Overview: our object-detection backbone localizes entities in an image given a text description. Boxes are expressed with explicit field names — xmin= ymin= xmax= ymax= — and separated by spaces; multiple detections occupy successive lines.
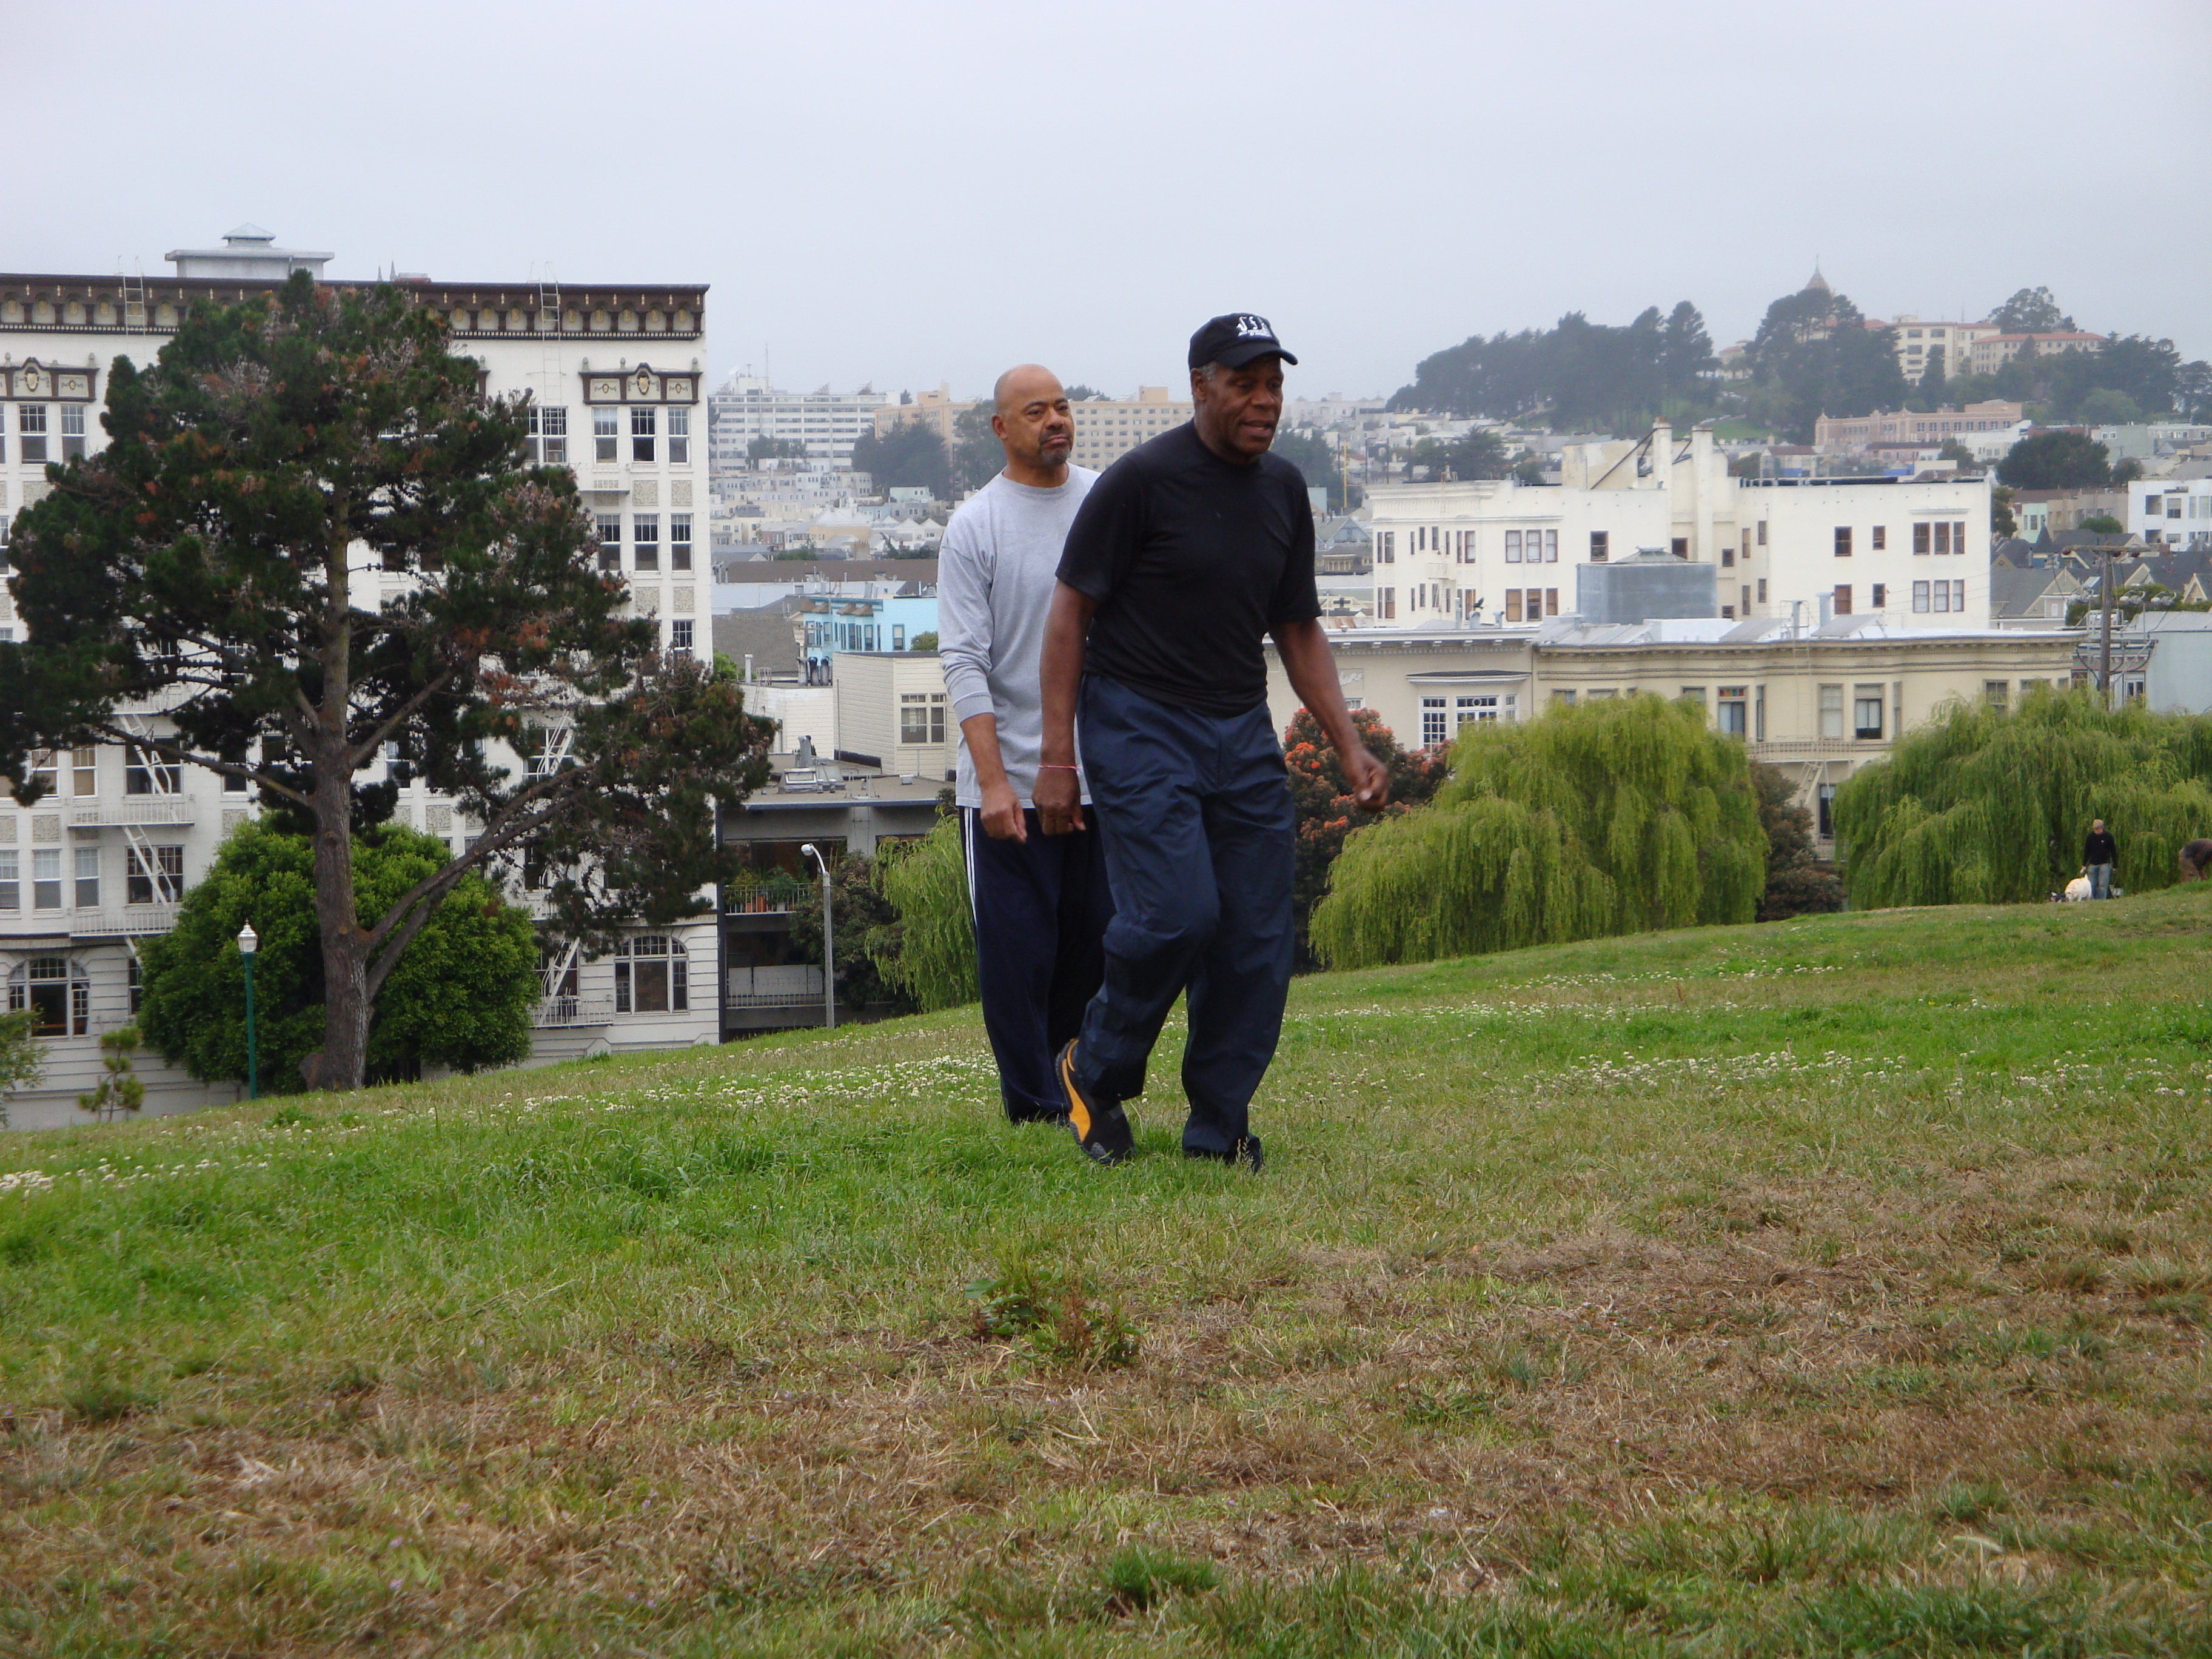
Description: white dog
xmin=2062 ymin=869 xmax=2093 ymax=902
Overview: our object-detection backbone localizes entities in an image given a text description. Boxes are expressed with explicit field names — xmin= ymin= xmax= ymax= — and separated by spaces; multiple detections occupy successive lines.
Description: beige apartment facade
xmin=1265 ymin=619 xmax=2079 ymax=848
xmin=831 ymin=651 xmax=957 ymax=780
xmin=1070 ymin=387 xmax=1191 ymax=472
xmin=1886 ymin=317 xmax=1997 ymax=383
xmin=2 ymin=228 xmax=719 ymax=1128
xmin=1968 ymin=331 xmax=2106 ymax=377
xmin=1812 ymin=400 xmax=2025 ymax=450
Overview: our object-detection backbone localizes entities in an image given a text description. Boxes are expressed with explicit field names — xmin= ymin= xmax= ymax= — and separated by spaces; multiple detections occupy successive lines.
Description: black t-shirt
xmin=1056 ymin=423 xmax=1320 ymax=717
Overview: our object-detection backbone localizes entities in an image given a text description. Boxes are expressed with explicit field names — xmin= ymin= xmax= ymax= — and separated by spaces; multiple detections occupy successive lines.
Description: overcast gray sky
xmin=10 ymin=1 xmax=2208 ymax=400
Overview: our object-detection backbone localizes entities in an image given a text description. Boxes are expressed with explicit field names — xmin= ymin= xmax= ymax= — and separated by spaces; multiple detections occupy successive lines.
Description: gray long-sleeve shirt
xmin=938 ymin=466 xmax=1097 ymax=808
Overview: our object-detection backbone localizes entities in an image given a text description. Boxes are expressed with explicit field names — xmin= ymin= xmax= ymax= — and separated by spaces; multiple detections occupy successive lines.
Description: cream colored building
xmin=1367 ymin=421 xmax=1994 ymax=633
xmin=2 ymin=228 xmax=717 ymax=1128
xmin=1071 ymin=387 xmax=1191 ymax=471
xmin=1264 ymin=617 xmax=2079 ymax=849
xmin=1968 ymin=330 xmax=2106 ymax=377
xmin=831 ymin=651 xmax=957 ymax=780
xmin=1885 ymin=317 xmax=1998 ymax=383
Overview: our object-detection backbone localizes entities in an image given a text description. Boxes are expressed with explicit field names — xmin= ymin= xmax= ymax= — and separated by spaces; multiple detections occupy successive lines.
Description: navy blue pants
xmin=1071 ymin=674 xmax=1296 ymax=1155
xmin=964 ymin=806 xmax=1114 ymax=1121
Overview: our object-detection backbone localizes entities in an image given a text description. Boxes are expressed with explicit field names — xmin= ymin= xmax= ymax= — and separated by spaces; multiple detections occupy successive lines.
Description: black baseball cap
xmin=1188 ymin=312 xmax=1299 ymax=370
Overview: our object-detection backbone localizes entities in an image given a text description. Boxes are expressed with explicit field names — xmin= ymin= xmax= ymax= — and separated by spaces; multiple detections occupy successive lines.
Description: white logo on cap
xmin=1234 ymin=314 xmax=1273 ymax=338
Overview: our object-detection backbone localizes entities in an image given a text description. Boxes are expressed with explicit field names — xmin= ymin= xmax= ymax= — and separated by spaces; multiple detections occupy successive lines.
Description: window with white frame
xmin=631 ymin=406 xmax=657 ymax=463
xmin=33 ymin=848 xmax=62 ymax=909
xmin=1456 ymin=694 xmax=1500 ymax=726
xmin=594 ymin=512 xmax=622 ymax=572
xmin=594 ymin=407 xmax=619 ymax=462
xmin=667 ymin=406 xmax=689 ymax=464
xmin=8 ymin=955 xmax=89 ymax=1036
xmin=1590 ymin=530 xmax=1609 ymax=561
xmin=1541 ymin=529 xmax=1558 ymax=563
xmin=669 ymin=618 xmax=693 ymax=659
xmin=1819 ymin=684 xmax=1845 ymax=739
xmin=670 ymin=513 xmax=692 ymax=571
xmin=613 ymin=934 xmax=688 ymax=1014
xmin=528 ymin=406 xmax=568 ymax=463
xmin=1421 ymin=697 xmax=1447 ymax=748
xmin=0 ymin=850 xmax=16 ymax=909
xmin=61 ymin=404 xmax=87 ymax=460
xmin=126 ymin=745 xmax=181 ymax=795
xmin=19 ymin=404 xmax=47 ymax=463
xmin=900 ymin=692 xmax=948 ymax=745
xmin=1717 ymin=686 xmax=1748 ymax=736
xmin=127 ymin=844 xmax=184 ymax=904
xmin=70 ymin=747 xmax=96 ymax=796
xmin=74 ymin=845 xmax=99 ymax=909
xmin=632 ymin=514 xmax=659 ymax=571
xmin=1912 ymin=580 xmax=1930 ymax=612
xmin=1506 ymin=530 xmax=1523 ymax=563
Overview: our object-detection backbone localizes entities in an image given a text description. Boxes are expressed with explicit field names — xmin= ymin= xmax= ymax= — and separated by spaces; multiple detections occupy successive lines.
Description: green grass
xmin=6 ymin=889 xmax=2212 ymax=1654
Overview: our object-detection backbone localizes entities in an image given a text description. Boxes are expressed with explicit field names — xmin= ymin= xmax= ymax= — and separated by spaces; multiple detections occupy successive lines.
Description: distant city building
xmin=1364 ymin=421 xmax=1995 ymax=632
xmin=708 ymin=373 xmax=890 ymax=466
xmin=1814 ymin=401 xmax=2025 ymax=452
xmin=1967 ymin=330 xmax=2106 ymax=377
xmin=1070 ymin=386 xmax=1191 ymax=471
xmin=1880 ymin=315 xmax=1997 ymax=384
xmin=2131 ymin=478 xmax=2212 ymax=549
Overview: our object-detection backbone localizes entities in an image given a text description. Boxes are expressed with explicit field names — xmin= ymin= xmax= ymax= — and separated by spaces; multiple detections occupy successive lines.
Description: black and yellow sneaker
xmin=1057 ymin=1041 xmax=1135 ymax=1165
xmin=1185 ymin=1134 xmax=1264 ymax=1173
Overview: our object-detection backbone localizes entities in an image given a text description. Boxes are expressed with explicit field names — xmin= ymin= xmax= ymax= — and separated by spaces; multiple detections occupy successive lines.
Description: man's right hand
xmin=1034 ymin=765 xmax=1085 ymax=836
xmin=979 ymin=777 xmax=1027 ymax=842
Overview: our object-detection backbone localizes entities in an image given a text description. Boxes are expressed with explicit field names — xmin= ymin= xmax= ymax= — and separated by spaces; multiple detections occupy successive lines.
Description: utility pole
xmin=2099 ymin=546 xmax=2115 ymax=709
xmin=800 ymin=843 xmax=835 ymax=1030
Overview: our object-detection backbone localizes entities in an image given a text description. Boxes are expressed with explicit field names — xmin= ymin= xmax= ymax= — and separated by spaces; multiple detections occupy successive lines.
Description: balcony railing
xmin=533 ymin=994 xmax=616 ymax=1028
xmin=69 ymin=903 xmax=181 ymax=937
xmin=725 ymin=873 xmax=812 ymax=915
xmin=70 ymin=798 xmax=196 ymax=828
xmin=725 ymin=964 xmax=825 ymax=1007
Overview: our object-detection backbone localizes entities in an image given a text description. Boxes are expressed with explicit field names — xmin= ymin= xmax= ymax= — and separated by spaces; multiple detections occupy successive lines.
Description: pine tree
xmin=0 ymin=275 xmax=772 ymax=1090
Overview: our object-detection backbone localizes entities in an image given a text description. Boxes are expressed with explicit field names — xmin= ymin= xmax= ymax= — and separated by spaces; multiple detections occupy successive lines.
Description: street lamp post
xmin=236 ymin=921 xmax=259 ymax=1101
xmin=800 ymin=843 xmax=835 ymax=1030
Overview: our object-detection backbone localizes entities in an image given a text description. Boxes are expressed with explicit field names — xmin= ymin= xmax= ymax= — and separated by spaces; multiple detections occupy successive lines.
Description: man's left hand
xmin=1342 ymin=743 xmax=1389 ymax=810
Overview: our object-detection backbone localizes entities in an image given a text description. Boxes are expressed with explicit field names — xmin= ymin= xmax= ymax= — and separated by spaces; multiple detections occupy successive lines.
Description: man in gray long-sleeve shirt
xmin=938 ymin=365 xmax=1114 ymax=1123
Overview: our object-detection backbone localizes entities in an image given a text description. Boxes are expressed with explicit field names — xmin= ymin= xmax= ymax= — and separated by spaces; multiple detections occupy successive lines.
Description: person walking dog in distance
xmin=937 ymin=366 xmax=1114 ymax=1124
xmin=1033 ymin=314 xmax=1387 ymax=1170
xmin=2083 ymin=817 xmax=2118 ymax=899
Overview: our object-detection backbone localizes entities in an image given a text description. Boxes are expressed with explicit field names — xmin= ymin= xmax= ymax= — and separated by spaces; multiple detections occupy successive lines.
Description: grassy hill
xmin=5 ymin=891 xmax=2212 ymax=1655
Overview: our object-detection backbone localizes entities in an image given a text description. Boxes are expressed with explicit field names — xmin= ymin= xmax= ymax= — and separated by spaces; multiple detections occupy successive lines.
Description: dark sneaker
xmin=1004 ymin=1096 xmax=1067 ymax=1126
xmin=1185 ymin=1135 xmax=1264 ymax=1173
xmin=1057 ymin=1041 xmax=1134 ymax=1165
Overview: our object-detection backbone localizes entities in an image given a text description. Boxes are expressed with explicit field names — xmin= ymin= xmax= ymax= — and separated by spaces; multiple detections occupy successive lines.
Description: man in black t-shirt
xmin=1033 ymin=313 xmax=1387 ymax=1170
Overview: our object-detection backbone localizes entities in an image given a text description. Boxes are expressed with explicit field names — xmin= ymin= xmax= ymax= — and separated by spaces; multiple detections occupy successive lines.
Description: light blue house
xmin=800 ymin=583 xmax=939 ymax=682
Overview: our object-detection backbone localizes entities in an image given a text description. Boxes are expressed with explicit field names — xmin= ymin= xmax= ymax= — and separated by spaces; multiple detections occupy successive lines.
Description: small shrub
xmin=1102 ymin=1544 xmax=1218 ymax=1613
xmin=967 ymin=1258 xmax=1139 ymax=1369
xmin=64 ymin=1376 xmax=153 ymax=1425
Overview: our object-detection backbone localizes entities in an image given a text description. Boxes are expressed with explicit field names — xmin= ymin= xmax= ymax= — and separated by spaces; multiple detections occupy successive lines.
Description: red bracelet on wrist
xmin=1037 ymin=763 xmax=1081 ymax=772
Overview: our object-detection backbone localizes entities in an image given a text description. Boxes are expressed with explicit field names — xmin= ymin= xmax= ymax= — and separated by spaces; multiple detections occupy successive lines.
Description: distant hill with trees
xmin=1390 ymin=278 xmax=2209 ymax=441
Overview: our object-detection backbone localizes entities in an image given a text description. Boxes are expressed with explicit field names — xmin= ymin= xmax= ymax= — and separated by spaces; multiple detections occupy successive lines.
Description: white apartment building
xmin=1366 ymin=421 xmax=1992 ymax=632
xmin=2131 ymin=478 xmax=2212 ymax=551
xmin=2 ymin=229 xmax=719 ymax=1128
xmin=1070 ymin=387 xmax=1191 ymax=471
xmin=709 ymin=373 xmax=889 ymax=467
xmin=1885 ymin=316 xmax=1997 ymax=383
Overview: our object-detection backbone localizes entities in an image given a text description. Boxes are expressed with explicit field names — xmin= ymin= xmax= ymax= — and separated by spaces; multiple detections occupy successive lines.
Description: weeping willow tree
xmin=877 ymin=817 xmax=979 ymax=1010
xmin=1835 ymin=688 xmax=2212 ymax=908
xmin=1312 ymin=694 xmax=1765 ymax=969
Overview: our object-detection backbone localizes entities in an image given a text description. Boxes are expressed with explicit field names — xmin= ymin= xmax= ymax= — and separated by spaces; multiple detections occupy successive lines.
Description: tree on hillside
xmin=1991 ymin=286 xmax=2075 ymax=333
xmin=1835 ymin=690 xmax=2212 ymax=908
xmin=138 ymin=822 xmax=539 ymax=1093
xmin=1310 ymin=695 xmax=1765 ymax=969
xmin=0 ymin=275 xmax=773 ymax=1091
xmin=1061 ymin=384 xmax=1105 ymax=402
xmin=1997 ymin=431 xmax=2113 ymax=490
xmin=746 ymin=435 xmax=808 ymax=464
xmin=851 ymin=420 xmax=953 ymax=500
xmin=787 ymin=849 xmax=917 ymax=1015
xmin=1744 ymin=287 xmax=1908 ymax=443
xmin=952 ymin=403 xmax=1003 ymax=493
xmin=1284 ymin=708 xmax=1449 ymax=967
xmin=1388 ymin=299 xmax=1717 ymax=434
